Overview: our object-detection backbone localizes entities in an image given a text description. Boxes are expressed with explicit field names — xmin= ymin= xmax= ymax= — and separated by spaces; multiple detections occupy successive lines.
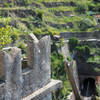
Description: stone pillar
xmin=1 ymin=47 xmax=23 ymax=100
xmin=61 ymin=41 xmax=70 ymax=59
xmin=27 ymin=34 xmax=51 ymax=99
xmin=64 ymin=60 xmax=81 ymax=100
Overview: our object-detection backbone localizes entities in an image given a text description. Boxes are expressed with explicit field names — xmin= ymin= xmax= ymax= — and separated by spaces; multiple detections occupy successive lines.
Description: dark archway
xmin=81 ymin=78 xmax=96 ymax=97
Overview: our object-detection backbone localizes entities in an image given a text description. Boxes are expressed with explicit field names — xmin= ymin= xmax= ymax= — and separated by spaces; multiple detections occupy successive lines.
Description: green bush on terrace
xmin=51 ymin=51 xmax=71 ymax=100
xmin=0 ymin=25 xmax=12 ymax=49
xmin=69 ymin=37 xmax=79 ymax=52
xmin=75 ymin=45 xmax=90 ymax=56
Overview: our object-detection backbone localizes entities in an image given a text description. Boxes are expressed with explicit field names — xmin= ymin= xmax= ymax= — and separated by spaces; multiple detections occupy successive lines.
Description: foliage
xmin=15 ymin=41 xmax=26 ymax=54
xmin=75 ymin=45 xmax=90 ymax=56
xmin=0 ymin=0 xmax=100 ymax=99
xmin=36 ymin=10 xmax=44 ymax=21
xmin=69 ymin=37 xmax=79 ymax=52
xmin=0 ymin=25 xmax=13 ymax=49
xmin=74 ymin=17 xmax=96 ymax=31
xmin=51 ymin=38 xmax=72 ymax=100
xmin=75 ymin=4 xmax=87 ymax=14
xmin=87 ymin=56 xmax=100 ymax=64
xmin=51 ymin=51 xmax=71 ymax=100
xmin=67 ymin=56 xmax=71 ymax=62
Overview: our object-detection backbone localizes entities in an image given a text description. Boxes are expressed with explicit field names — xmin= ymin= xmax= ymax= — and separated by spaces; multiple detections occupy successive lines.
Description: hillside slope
xmin=0 ymin=0 xmax=100 ymax=37
xmin=0 ymin=0 xmax=100 ymax=100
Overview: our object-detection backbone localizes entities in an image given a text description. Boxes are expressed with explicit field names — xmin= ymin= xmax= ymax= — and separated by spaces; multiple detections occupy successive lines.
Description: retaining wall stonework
xmin=0 ymin=34 xmax=62 ymax=100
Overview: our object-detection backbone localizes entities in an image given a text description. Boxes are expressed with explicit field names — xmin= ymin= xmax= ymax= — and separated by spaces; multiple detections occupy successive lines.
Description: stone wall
xmin=43 ymin=2 xmax=76 ymax=8
xmin=60 ymin=31 xmax=100 ymax=40
xmin=76 ymin=60 xmax=100 ymax=76
xmin=0 ymin=34 xmax=62 ymax=100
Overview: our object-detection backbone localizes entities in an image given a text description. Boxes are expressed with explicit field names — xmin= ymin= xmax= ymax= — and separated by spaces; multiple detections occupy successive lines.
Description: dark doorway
xmin=81 ymin=78 xmax=96 ymax=97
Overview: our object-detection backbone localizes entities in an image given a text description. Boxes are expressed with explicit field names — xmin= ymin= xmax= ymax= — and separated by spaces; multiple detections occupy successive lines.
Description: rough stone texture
xmin=22 ymin=79 xmax=62 ymax=100
xmin=45 ymin=21 xmax=73 ymax=28
xmin=25 ymin=34 xmax=51 ymax=98
xmin=27 ymin=34 xmax=39 ymax=69
xmin=61 ymin=41 xmax=70 ymax=59
xmin=76 ymin=59 xmax=100 ymax=76
xmin=0 ymin=83 xmax=5 ymax=100
xmin=0 ymin=34 xmax=62 ymax=100
xmin=60 ymin=31 xmax=100 ymax=40
xmin=43 ymin=2 xmax=76 ymax=8
xmin=41 ymin=93 xmax=51 ymax=100
xmin=4 ymin=47 xmax=23 ymax=100
xmin=22 ymin=69 xmax=35 ymax=98
xmin=0 ymin=9 xmax=36 ymax=18
xmin=0 ymin=51 xmax=6 ymax=80
xmin=54 ymin=11 xmax=73 ymax=16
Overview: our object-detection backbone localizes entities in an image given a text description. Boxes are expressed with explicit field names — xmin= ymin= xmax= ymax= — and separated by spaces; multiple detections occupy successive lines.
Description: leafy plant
xmin=75 ymin=4 xmax=87 ymax=14
xmin=0 ymin=25 xmax=13 ymax=49
xmin=75 ymin=45 xmax=90 ymax=56
xmin=69 ymin=37 xmax=79 ymax=52
xmin=15 ymin=41 xmax=26 ymax=54
xmin=51 ymin=51 xmax=71 ymax=100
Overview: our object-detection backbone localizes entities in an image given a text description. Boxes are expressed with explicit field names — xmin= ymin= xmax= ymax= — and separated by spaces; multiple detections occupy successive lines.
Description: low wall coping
xmin=21 ymin=79 xmax=62 ymax=100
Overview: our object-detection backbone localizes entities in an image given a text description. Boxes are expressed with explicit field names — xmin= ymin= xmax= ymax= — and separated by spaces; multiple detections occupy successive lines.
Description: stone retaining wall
xmin=0 ymin=34 xmax=62 ymax=100
xmin=43 ymin=2 xmax=76 ymax=8
xmin=60 ymin=31 xmax=100 ymax=40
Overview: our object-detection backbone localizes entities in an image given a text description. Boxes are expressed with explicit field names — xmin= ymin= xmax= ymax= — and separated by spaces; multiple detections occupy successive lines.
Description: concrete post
xmin=2 ymin=47 xmax=23 ymax=100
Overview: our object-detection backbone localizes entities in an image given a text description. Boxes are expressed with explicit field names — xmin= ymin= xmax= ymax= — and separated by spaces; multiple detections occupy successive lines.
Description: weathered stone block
xmin=27 ymin=34 xmax=51 ymax=90
xmin=4 ymin=47 xmax=23 ymax=100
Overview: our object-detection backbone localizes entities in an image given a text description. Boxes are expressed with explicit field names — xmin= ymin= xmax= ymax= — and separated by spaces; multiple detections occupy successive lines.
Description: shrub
xmin=75 ymin=4 xmax=87 ymax=14
xmin=0 ymin=25 xmax=12 ymax=49
xmin=69 ymin=37 xmax=79 ymax=52
xmin=75 ymin=45 xmax=90 ymax=57
xmin=15 ymin=41 xmax=26 ymax=54
xmin=36 ymin=10 xmax=43 ymax=21
xmin=51 ymin=51 xmax=71 ymax=100
xmin=51 ymin=39 xmax=71 ymax=100
xmin=75 ymin=18 xmax=95 ymax=31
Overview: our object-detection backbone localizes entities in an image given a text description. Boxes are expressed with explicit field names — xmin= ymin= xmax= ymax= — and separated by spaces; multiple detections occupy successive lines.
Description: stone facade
xmin=0 ymin=34 xmax=62 ymax=100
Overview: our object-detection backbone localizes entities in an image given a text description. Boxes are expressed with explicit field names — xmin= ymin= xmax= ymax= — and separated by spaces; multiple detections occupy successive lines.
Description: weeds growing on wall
xmin=51 ymin=40 xmax=71 ymax=100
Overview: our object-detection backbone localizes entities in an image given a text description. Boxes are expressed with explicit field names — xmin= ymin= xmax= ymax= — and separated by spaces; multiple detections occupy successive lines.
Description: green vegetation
xmin=69 ymin=37 xmax=100 ymax=64
xmin=0 ymin=0 xmax=100 ymax=99
xmin=88 ymin=56 xmax=100 ymax=64
xmin=0 ymin=25 xmax=12 ymax=49
xmin=0 ymin=0 xmax=99 ymax=36
xmin=76 ymin=45 xmax=90 ymax=56
xmin=51 ymin=46 xmax=71 ymax=100
xmin=69 ymin=37 xmax=79 ymax=52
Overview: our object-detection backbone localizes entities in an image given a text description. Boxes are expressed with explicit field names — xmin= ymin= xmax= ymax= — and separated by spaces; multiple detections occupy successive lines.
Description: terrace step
xmin=54 ymin=10 xmax=74 ymax=16
xmin=45 ymin=21 xmax=73 ymax=28
xmin=0 ymin=0 xmax=41 ymax=8
xmin=0 ymin=8 xmax=36 ymax=18
xmin=0 ymin=0 xmax=12 ymax=7
xmin=43 ymin=2 xmax=76 ymax=8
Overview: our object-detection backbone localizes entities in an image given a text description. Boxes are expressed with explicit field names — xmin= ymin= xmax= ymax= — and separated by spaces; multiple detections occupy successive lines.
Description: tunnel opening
xmin=81 ymin=78 xmax=96 ymax=97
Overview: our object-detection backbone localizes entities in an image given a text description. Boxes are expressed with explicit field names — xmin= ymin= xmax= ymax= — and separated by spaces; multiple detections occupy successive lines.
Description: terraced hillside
xmin=0 ymin=0 xmax=100 ymax=37
xmin=0 ymin=0 xmax=100 ymax=100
